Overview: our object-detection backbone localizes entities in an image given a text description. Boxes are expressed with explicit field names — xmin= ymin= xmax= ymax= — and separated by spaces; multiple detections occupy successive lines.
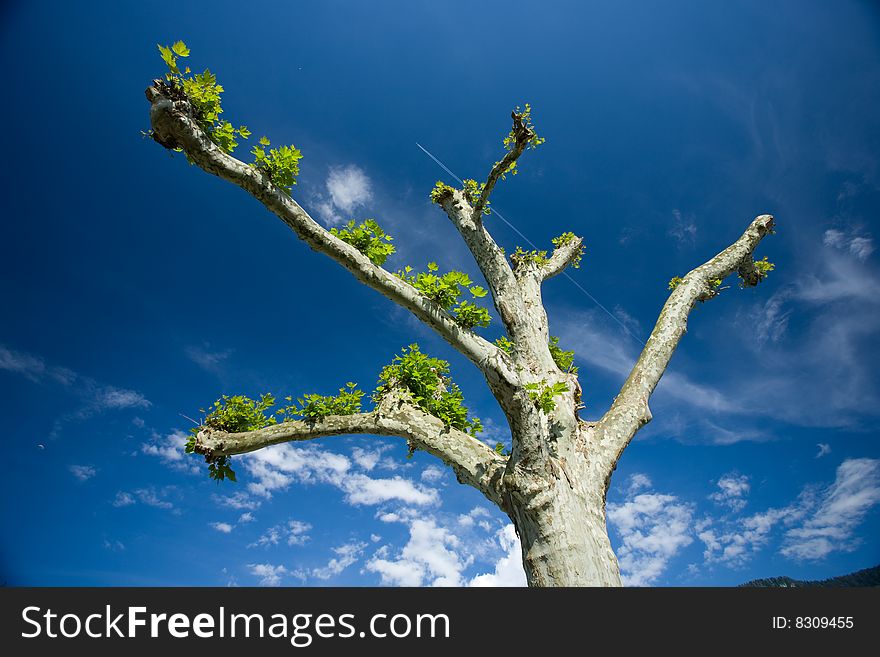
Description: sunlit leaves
xmin=156 ymin=41 xmax=249 ymax=155
xmin=396 ymin=264 xmax=491 ymax=329
xmin=374 ymin=344 xmax=482 ymax=437
xmin=551 ymin=232 xmax=584 ymax=268
xmin=510 ymin=246 xmax=548 ymax=270
xmin=548 ymin=336 xmax=577 ymax=374
xmin=330 ymin=219 xmax=395 ymax=265
xmin=430 ymin=181 xmax=456 ymax=205
xmin=524 ymin=380 xmax=569 ymax=414
xmin=278 ymin=382 xmax=364 ymax=421
xmin=252 ymin=144 xmax=302 ymax=192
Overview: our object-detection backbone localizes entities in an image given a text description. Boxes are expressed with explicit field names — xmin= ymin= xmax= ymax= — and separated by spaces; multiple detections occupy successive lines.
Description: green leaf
xmin=259 ymin=136 xmax=271 ymax=146
xmin=171 ymin=40 xmax=190 ymax=57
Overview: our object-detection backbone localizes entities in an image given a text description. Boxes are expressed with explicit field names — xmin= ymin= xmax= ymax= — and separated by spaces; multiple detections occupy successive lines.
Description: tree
xmin=145 ymin=43 xmax=776 ymax=587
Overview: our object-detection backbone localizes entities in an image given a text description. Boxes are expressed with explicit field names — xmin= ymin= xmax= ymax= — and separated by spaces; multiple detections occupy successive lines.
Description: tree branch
xmin=435 ymin=190 xmax=535 ymax=347
xmin=542 ymin=235 xmax=584 ymax=281
xmin=146 ymin=83 xmax=515 ymax=385
xmin=473 ymin=111 xmax=533 ymax=218
xmin=592 ymin=214 xmax=776 ymax=480
xmin=194 ymin=394 xmax=507 ymax=506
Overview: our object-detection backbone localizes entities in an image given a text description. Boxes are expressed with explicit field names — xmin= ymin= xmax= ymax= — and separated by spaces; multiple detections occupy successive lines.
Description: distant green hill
xmin=740 ymin=564 xmax=880 ymax=587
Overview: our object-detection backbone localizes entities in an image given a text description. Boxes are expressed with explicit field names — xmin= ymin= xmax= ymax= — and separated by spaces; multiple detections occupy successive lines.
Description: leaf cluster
xmin=551 ymin=232 xmax=584 ymax=268
xmin=330 ymin=219 xmax=395 ymax=266
xmin=548 ymin=336 xmax=577 ymax=373
xmin=462 ymin=179 xmax=490 ymax=214
xmin=396 ymin=263 xmax=491 ymax=329
xmin=500 ymin=103 xmax=546 ymax=177
xmin=510 ymin=246 xmax=548 ymax=270
xmin=524 ymin=380 xmax=570 ymax=414
xmin=157 ymin=41 xmax=249 ymax=155
xmin=374 ymin=344 xmax=482 ymax=437
xmin=277 ymin=383 xmax=364 ymax=421
xmin=251 ymin=136 xmax=302 ymax=193
xmin=155 ymin=43 xmax=303 ymax=193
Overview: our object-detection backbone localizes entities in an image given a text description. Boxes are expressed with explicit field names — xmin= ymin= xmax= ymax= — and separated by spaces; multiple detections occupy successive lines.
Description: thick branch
xmin=592 ymin=214 xmax=776 ymax=479
xmin=436 ymin=190 xmax=535 ymax=348
xmin=146 ymin=84 xmax=514 ymax=385
xmin=542 ymin=236 xmax=584 ymax=281
xmin=195 ymin=397 xmax=507 ymax=506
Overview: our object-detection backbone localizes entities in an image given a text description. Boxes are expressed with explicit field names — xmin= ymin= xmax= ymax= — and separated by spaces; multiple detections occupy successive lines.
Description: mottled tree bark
xmin=147 ymin=82 xmax=773 ymax=586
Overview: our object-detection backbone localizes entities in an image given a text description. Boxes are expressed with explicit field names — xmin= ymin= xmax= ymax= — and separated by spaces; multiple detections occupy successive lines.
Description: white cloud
xmin=627 ymin=473 xmax=652 ymax=495
xmin=211 ymin=522 xmax=234 ymax=534
xmin=141 ymin=430 xmax=193 ymax=471
xmin=94 ymin=387 xmax=150 ymax=410
xmin=312 ymin=541 xmax=367 ymax=580
xmin=250 ymin=519 xmax=312 ymax=548
xmin=708 ymin=474 xmax=750 ymax=512
xmin=242 ymin=443 xmax=437 ymax=506
xmin=287 ymin=520 xmax=312 ymax=546
xmin=421 ymin=465 xmax=446 ymax=483
xmin=238 ymin=512 xmax=255 ymax=523
xmin=366 ymin=517 xmax=471 ymax=587
xmin=247 ymin=563 xmax=288 ymax=587
xmin=112 ymin=488 xmax=176 ymax=510
xmin=608 ymin=484 xmax=694 ymax=586
xmin=468 ymin=525 xmax=527 ymax=587
xmin=342 ymin=474 xmax=438 ymax=506
xmin=69 ymin=464 xmax=97 ymax=481
xmin=215 ymin=491 xmax=261 ymax=510
xmin=133 ymin=488 xmax=174 ymax=509
xmin=815 ymin=443 xmax=831 ymax=458
xmin=313 ymin=165 xmax=373 ymax=225
xmin=112 ymin=491 xmax=134 ymax=507
xmin=326 ymin=165 xmax=372 ymax=214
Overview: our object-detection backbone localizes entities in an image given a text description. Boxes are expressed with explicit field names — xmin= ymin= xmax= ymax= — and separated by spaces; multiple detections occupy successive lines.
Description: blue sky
xmin=1 ymin=0 xmax=879 ymax=587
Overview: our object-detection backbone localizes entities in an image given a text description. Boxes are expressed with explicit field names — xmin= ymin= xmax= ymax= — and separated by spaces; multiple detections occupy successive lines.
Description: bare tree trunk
xmin=507 ymin=466 xmax=621 ymax=586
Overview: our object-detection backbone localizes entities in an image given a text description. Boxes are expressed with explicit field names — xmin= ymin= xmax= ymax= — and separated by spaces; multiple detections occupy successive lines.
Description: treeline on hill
xmin=740 ymin=564 xmax=880 ymax=587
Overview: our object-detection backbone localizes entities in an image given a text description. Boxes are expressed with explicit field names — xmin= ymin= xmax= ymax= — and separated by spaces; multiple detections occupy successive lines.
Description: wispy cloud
xmin=185 ymin=345 xmax=232 ymax=376
xmin=781 ymin=458 xmax=880 ymax=560
xmin=69 ymin=464 xmax=97 ymax=481
xmin=823 ymin=228 xmax=875 ymax=261
xmin=669 ymin=209 xmax=697 ymax=246
xmin=815 ymin=443 xmax=832 ymax=459
xmin=249 ymin=519 xmax=312 ymax=548
xmin=698 ymin=458 xmax=880 ymax=566
xmin=1 ymin=343 xmax=150 ymax=438
xmin=211 ymin=522 xmax=234 ymax=534
xmin=113 ymin=487 xmax=176 ymax=511
xmin=312 ymin=541 xmax=368 ymax=580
